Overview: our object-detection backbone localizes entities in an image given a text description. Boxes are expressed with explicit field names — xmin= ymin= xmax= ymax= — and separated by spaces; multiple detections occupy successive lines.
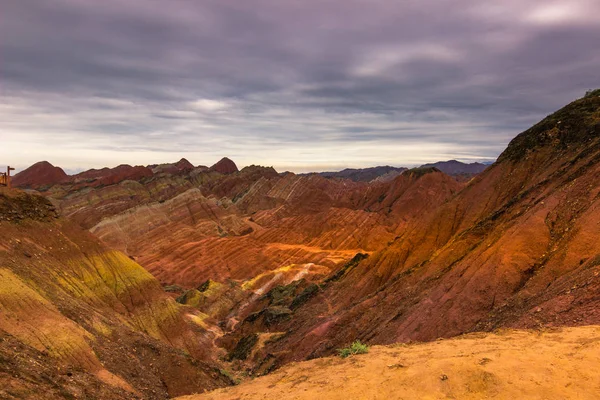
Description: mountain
xmin=6 ymin=95 xmax=600 ymax=398
xmin=419 ymin=160 xmax=488 ymax=176
xmin=0 ymin=188 xmax=230 ymax=398
xmin=36 ymin=159 xmax=462 ymax=287
xmin=10 ymin=156 xmax=462 ymax=374
xmin=215 ymin=94 xmax=600 ymax=370
xmin=313 ymin=165 xmax=407 ymax=182
xmin=309 ymin=162 xmax=485 ymax=183
xmin=88 ymin=168 xmax=461 ymax=287
xmin=12 ymin=157 xmax=226 ymax=193
xmin=210 ymin=157 xmax=239 ymax=174
xmin=11 ymin=161 xmax=68 ymax=189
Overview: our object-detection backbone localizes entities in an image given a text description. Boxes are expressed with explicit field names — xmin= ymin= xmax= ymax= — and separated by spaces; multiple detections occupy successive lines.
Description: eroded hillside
xmin=223 ymin=95 xmax=600 ymax=371
xmin=5 ymin=95 xmax=600 ymax=398
xmin=0 ymin=189 xmax=230 ymax=399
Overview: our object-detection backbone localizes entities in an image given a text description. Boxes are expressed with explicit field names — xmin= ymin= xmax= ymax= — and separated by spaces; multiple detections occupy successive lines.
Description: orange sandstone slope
xmin=0 ymin=189 xmax=230 ymax=399
xmin=88 ymin=168 xmax=461 ymax=286
xmin=179 ymin=326 xmax=600 ymax=400
xmin=218 ymin=94 xmax=600 ymax=368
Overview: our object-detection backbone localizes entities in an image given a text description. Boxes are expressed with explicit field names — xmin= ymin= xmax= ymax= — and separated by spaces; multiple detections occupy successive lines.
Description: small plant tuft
xmin=338 ymin=340 xmax=369 ymax=358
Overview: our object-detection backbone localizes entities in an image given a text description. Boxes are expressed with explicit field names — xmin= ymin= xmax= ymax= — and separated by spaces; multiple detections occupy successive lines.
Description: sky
xmin=1 ymin=0 xmax=599 ymax=173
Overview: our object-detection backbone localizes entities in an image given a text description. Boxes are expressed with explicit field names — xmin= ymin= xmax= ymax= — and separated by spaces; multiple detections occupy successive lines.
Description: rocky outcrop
xmin=0 ymin=188 xmax=59 ymax=222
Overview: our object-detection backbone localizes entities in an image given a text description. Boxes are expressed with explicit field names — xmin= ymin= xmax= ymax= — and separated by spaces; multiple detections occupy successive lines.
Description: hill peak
xmin=175 ymin=158 xmax=194 ymax=170
xmin=210 ymin=157 xmax=238 ymax=174
xmin=498 ymin=95 xmax=600 ymax=162
xmin=11 ymin=161 xmax=67 ymax=189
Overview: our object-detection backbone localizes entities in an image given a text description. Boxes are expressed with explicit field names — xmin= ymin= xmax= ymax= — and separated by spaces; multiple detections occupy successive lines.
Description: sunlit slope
xmin=179 ymin=326 xmax=600 ymax=400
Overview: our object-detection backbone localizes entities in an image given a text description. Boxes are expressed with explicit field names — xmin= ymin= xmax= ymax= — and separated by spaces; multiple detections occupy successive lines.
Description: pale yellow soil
xmin=178 ymin=326 xmax=600 ymax=400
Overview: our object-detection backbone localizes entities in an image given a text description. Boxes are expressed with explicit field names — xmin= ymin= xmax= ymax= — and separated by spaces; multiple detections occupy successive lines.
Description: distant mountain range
xmin=305 ymin=160 xmax=489 ymax=182
xmin=419 ymin=159 xmax=488 ymax=176
xmin=310 ymin=165 xmax=408 ymax=182
xmin=12 ymin=158 xmax=490 ymax=189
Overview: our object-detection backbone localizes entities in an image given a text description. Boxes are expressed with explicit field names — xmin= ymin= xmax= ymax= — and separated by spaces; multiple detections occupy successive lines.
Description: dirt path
xmin=177 ymin=325 xmax=600 ymax=400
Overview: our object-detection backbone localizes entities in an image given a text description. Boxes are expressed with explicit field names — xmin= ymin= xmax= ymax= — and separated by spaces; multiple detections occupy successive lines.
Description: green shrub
xmin=338 ymin=340 xmax=369 ymax=358
xmin=584 ymin=89 xmax=600 ymax=98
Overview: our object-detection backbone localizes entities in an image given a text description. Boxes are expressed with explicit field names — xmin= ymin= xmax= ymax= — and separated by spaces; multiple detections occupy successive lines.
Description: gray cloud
xmin=1 ymin=0 xmax=599 ymax=172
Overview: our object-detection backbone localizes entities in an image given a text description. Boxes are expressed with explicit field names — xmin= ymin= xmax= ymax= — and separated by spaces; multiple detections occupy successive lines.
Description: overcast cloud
xmin=1 ymin=0 xmax=599 ymax=173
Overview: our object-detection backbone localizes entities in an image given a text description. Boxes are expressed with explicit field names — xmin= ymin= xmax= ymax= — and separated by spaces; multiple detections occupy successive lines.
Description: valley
xmin=2 ymin=94 xmax=600 ymax=398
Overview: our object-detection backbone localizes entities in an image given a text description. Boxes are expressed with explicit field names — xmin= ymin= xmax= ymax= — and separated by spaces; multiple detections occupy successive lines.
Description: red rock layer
xmin=11 ymin=161 xmax=68 ymax=189
xmin=210 ymin=157 xmax=239 ymax=174
xmin=84 ymin=168 xmax=460 ymax=287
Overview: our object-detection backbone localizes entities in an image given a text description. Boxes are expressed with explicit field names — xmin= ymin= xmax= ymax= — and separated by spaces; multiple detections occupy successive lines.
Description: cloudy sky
xmin=1 ymin=0 xmax=599 ymax=173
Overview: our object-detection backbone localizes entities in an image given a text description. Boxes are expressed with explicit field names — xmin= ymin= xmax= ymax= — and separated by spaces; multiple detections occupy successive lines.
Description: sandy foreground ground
xmin=178 ymin=326 xmax=600 ymax=400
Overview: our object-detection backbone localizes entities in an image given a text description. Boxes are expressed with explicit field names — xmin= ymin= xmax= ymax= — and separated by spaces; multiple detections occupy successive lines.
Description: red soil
xmin=11 ymin=161 xmax=67 ymax=189
xmin=210 ymin=157 xmax=239 ymax=174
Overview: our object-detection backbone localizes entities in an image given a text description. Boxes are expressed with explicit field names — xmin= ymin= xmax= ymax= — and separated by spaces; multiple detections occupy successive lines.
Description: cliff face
xmin=0 ymin=189 xmax=229 ymax=399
